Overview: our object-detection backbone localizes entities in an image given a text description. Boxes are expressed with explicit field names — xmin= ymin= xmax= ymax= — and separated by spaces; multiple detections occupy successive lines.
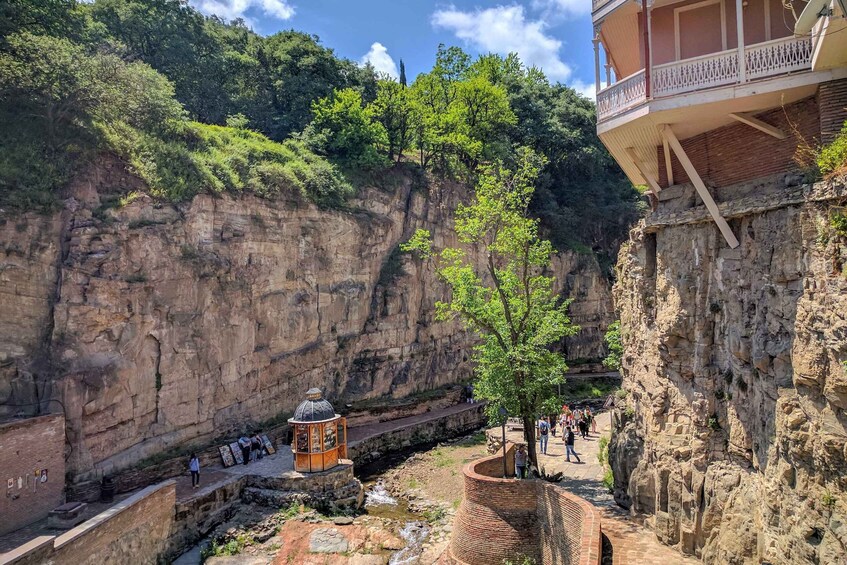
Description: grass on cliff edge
xmin=106 ymin=121 xmax=355 ymax=209
xmin=819 ymin=122 xmax=847 ymax=179
xmin=1 ymin=118 xmax=354 ymax=212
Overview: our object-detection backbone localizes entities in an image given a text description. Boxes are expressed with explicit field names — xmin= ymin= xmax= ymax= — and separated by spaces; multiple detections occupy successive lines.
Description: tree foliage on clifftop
xmin=0 ymin=0 xmax=641 ymax=262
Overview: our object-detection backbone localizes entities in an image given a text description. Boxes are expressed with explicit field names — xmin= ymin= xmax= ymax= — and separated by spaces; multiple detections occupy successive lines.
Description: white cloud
xmin=570 ymin=79 xmax=600 ymax=100
xmin=361 ymin=42 xmax=399 ymax=79
xmin=189 ymin=0 xmax=294 ymax=22
xmin=431 ymin=5 xmax=572 ymax=81
xmin=532 ymin=0 xmax=592 ymax=19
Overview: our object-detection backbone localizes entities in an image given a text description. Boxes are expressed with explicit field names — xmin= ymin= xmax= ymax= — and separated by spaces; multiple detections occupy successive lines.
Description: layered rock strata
xmin=0 ymin=157 xmax=614 ymax=479
xmin=610 ymin=175 xmax=847 ymax=563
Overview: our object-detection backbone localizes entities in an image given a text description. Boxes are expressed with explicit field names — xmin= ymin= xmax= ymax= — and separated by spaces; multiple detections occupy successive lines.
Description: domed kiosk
xmin=289 ymin=388 xmax=347 ymax=473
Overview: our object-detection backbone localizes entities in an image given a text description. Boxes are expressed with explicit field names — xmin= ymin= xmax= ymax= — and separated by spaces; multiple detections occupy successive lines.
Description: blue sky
xmin=188 ymin=1 xmax=596 ymax=98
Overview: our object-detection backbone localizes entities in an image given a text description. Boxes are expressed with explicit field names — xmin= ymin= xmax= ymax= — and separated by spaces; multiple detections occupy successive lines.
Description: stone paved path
xmin=501 ymin=412 xmax=700 ymax=565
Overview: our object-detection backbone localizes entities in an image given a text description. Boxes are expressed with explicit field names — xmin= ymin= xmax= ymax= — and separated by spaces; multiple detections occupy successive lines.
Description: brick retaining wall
xmin=448 ymin=443 xmax=602 ymax=565
xmin=0 ymin=481 xmax=175 ymax=565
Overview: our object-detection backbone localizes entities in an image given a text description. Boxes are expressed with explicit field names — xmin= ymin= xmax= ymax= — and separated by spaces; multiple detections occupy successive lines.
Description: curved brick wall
xmin=537 ymin=481 xmax=602 ymax=564
xmin=449 ymin=444 xmax=602 ymax=565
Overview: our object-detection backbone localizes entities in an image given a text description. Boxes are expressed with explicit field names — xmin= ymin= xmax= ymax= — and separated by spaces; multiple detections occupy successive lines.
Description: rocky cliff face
xmin=610 ymin=175 xmax=847 ymax=564
xmin=0 ymin=156 xmax=613 ymax=479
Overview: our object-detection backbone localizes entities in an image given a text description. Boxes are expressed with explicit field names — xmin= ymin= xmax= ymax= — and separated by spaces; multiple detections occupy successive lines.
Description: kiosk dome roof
xmin=292 ymin=388 xmax=336 ymax=422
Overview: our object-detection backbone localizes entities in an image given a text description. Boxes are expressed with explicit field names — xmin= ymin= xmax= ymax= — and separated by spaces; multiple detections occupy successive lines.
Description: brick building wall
xmin=0 ymin=481 xmax=175 ymax=565
xmin=819 ymin=79 xmax=847 ymax=145
xmin=0 ymin=414 xmax=65 ymax=536
xmin=657 ymin=96 xmax=821 ymax=189
xmin=448 ymin=444 xmax=602 ymax=565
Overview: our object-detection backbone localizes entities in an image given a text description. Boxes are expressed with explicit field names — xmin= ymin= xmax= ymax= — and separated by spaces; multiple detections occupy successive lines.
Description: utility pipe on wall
xmin=736 ymin=0 xmax=746 ymax=83
xmin=642 ymin=0 xmax=651 ymax=98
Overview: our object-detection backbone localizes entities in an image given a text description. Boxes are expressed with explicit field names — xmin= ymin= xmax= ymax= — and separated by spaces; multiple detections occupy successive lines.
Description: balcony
xmin=592 ymin=0 xmax=616 ymax=12
xmin=596 ymin=36 xmax=813 ymax=122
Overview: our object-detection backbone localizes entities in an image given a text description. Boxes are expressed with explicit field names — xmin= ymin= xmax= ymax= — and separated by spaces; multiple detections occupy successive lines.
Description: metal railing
xmin=595 ymin=36 xmax=813 ymax=122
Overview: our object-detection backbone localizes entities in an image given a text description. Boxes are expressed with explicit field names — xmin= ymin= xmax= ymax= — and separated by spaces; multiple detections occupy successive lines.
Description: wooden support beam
xmin=729 ymin=112 xmax=787 ymax=139
xmin=662 ymin=137 xmax=674 ymax=186
xmin=624 ymin=147 xmax=662 ymax=196
xmin=659 ymin=125 xmax=740 ymax=249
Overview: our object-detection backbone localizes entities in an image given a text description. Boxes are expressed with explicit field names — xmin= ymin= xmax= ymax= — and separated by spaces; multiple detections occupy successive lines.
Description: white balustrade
xmin=596 ymin=37 xmax=813 ymax=122
xmin=745 ymin=36 xmax=813 ymax=80
xmin=596 ymin=70 xmax=647 ymax=121
xmin=653 ymin=49 xmax=739 ymax=97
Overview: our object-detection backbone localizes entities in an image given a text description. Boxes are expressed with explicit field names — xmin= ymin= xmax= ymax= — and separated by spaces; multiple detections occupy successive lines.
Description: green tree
xmin=602 ymin=320 xmax=623 ymax=370
xmin=0 ymin=32 xmax=183 ymax=209
xmin=371 ymin=79 xmax=415 ymax=161
xmin=0 ymin=0 xmax=87 ymax=45
xmin=402 ymin=148 xmax=579 ymax=468
xmin=307 ymin=88 xmax=388 ymax=169
xmin=260 ymin=31 xmax=377 ymax=140
xmin=399 ymin=59 xmax=407 ymax=88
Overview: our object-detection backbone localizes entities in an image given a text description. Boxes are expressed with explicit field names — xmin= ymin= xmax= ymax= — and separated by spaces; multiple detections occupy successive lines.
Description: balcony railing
xmin=597 ymin=70 xmax=647 ymax=121
xmin=596 ymin=36 xmax=813 ymax=122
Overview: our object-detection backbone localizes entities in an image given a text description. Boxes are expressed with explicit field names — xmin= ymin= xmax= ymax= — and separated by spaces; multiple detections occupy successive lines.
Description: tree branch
xmin=488 ymin=252 xmax=518 ymax=344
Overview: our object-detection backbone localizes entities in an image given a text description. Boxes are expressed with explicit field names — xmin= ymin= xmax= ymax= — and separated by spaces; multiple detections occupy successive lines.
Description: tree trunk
xmin=522 ymin=414 xmax=537 ymax=473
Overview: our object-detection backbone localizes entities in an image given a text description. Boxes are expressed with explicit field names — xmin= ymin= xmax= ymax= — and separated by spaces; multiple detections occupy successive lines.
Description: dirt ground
xmin=377 ymin=432 xmax=489 ymax=510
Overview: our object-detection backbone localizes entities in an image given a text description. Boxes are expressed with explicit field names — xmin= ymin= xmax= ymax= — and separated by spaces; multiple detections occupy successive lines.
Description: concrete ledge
xmin=0 ymin=536 xmax=54 ymax=565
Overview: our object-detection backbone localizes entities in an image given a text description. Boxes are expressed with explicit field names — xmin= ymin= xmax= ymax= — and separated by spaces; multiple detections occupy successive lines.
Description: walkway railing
xmin=596 ymin=36 xmax=813 ymax=122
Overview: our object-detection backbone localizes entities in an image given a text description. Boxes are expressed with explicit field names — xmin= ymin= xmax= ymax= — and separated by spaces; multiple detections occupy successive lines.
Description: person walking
xmin=189 ymin=453 xmax=200 ymax=488
xmin=515 ymin=445 xmax=528 ymax=479
xmin=565 ymin=426 xmax=581 ymax=463
xmin=537 ymin=418 xmax=549 ymax=455
xmin=589 ymin=408 xmax=597 ymax=434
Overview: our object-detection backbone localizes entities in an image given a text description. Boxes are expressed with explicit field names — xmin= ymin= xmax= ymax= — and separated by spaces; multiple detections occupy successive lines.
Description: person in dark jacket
xmin=565 ymin=426 xmax=581 ymax=463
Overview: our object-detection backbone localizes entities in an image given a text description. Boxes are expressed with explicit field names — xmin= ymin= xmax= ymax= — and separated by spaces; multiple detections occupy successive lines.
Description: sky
xmin=188 ymin=0 xmax=597 ymax=98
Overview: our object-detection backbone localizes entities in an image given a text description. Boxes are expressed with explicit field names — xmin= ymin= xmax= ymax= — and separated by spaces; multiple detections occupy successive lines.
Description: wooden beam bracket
xmin=659 ymin=125 xmax=740 ymax=249
xmin=729 ymin=112 xmax=786 ymax=139
xmin=624 ymin=147 xmax=662 ymax=195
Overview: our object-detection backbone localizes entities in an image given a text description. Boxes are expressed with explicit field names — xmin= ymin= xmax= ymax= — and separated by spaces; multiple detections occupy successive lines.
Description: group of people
xmin=238 ymin=433 xmax=267 ymax=465
xmin=513 ymin=419 xmax=585 ymax=480
xmin=560 ymin=405 xmax=596 ymax=439
xmin=517 ymin=405 xmax=597 ymax=477
xmin=186 ymin=432 xmax=269 ymax=489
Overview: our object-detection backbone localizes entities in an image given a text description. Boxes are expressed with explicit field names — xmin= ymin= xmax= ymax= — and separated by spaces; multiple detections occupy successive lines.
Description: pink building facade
xmin=593 ymin=0 xmax=847 ymax=247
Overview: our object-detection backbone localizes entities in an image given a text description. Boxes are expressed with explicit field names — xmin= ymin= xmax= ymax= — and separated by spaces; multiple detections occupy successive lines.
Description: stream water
xmin=361 ymin=480 xmax=430 ymax=564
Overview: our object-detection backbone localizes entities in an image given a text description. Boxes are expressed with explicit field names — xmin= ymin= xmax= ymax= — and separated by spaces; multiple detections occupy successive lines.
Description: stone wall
xmin=0 ymin=481 xmax=175 ymax=565
xmin=166 ymin=476 xmax=246 ymax=560
xmin=347 ymin=403 xmax=487 ymax=464
xmin=0 ymin=414 xmax=65 ymax=535
xmin=448 ymin=444 xmax=602 ymax=565
xmin=0 ymin=160 xmax=615 ymax=481
xmin=610 ymin=172 xmax=847 ymax=562
xmin=165 ymin=462 xmax=362 ymax=560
